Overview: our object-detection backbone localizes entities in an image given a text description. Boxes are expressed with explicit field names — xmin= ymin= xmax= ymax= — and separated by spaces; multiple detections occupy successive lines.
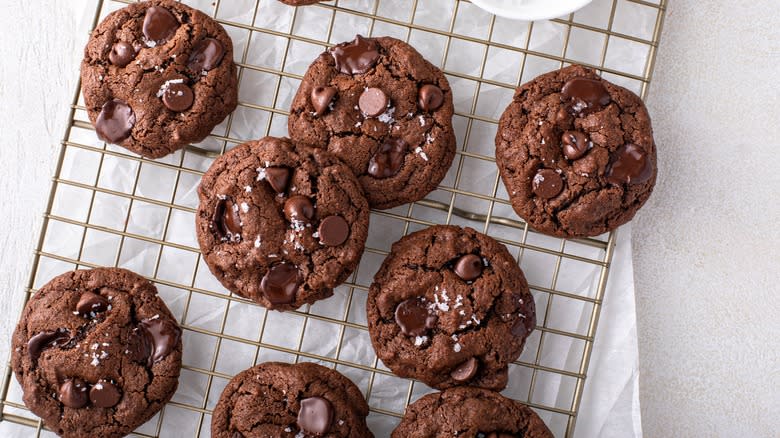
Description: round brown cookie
xmin=288 ymin=35 xmax=456 ymax=209
xmin=11 ymin=268 xmax=182 ymax=438
xmin=278 ymin=0 xmax=322 ymax=5
xmin=195 ymin=136 xmax=369 ymax=311
xmin=211 ymin=362 xmax=373 ymax=437
xmin=392 ymin=387 xmax=553 ymax=438
xmin=495 ymin=64 xmax=657 ymax=238
xmin=366 ymin=225 xmax=536 ymax=390
xmin=81 ymin=0 xmax=238 ymax=158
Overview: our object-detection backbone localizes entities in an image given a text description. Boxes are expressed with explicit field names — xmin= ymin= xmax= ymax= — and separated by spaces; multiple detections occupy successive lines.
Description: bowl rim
xmin=469 ymin=0 xmax=594 ymax=21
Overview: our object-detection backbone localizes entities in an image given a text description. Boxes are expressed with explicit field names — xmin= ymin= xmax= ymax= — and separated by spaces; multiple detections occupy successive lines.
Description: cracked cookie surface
xmin=288 ymin=35 xmax=456 ymax=209
xmin=195 ymin=137 xmax=369 ymax=311
xmin=366 ymin=225 xmax=536 ymax=390
xmin=495 ymin=65 xmax=657 ymax=238
xmin=211 ymin=362 xmax=373 ymax=438
xmin=392 ymin=387 xmax=553 ymax=438
xmin=81 ymin=0 xmax=238 ymax=158
xmin=11 ymin=268 xmax=182 ymax=438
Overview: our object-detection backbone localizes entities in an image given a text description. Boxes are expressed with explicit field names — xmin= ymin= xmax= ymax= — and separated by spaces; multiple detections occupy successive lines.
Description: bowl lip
xmin=469 ymin=0 xmax=594 ymax=21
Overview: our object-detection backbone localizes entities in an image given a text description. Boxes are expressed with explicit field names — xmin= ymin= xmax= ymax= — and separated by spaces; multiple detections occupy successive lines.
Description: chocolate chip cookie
xmin=211 ymin=362 xmax=373 ymax=437
xmin=495 ymin=64 xmax=657 ymax=238
xmin=195 ymin=137 xmax=370 ymax=311
xmin=11 ymin=268 xmax=182 ymax=438
xmin=81 ymin=0 xmax=238 ymax=158
xmin=392 ymin=387 xmax=553 ymax=438
xmin=366 ymin=225 xmax=536 ymax=390
xmin=288 ymin=35 xmax=456 ymax=209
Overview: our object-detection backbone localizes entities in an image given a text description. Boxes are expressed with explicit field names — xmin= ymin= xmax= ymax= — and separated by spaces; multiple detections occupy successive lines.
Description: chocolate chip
xmin=284 ymin=195 xmax=314 ymax=223
xmin=59 ymin=378 xmax=89 ymax=409
xmin=450 ymin=357 xmax=478 ymax=382
xmin=330 ymin=35 xmax=380 ymax=75
xmin=133 ymin=317 xmax=181 ymax=367
xmin=358 ymin=87 xmax=388 ymax=117
xmin=109 ymin=41 xmax=135 ymax=67
xmin=368 ymin=137 xmax=408 ymax=179
xmin=318 ymin=216 xmax=350 ymax=247
xmin=188 ymin=38 xmax=225 ymax=73
xmin=297 ymin=396 xmax=333 ymax=435
xmin=606 ymin=143 xmax=653 ymax=185
xmin=453 ymin=254 xmax=483 ymax=281
xmin=213 ymin=198 xmax=242 ymax=241
xmin=561 ymin=77 xmax=611 ymax=115
xmin=265 ymin=167 xmax=291 ymax=193
xmin=89 ymin=380 xmax=121 ymax=408
xmin=562 ymin=131 xmax=591 ymax=160
xmin=418 ymin=84 xmax=444 ymax=112
xmin=142 ymin=6 xmax=179 ymax=46
xmin=95 ymin=99 xmax=135 ymax=144
xmin=395 ymin=298 xmax=437 ymax=337
xmin=532 ymin=169 xmax=563 ymax=199
xmin=162 ymin=82 xmax=194 ymax=112
xmin=311 ymin=86 xmax=337 ymax=116
xmin=28 ymin=330 xmax=69 ymax=362
xmin=512 ymin=296 xmax=536 ymax=339
xmin=76 ymin=291 xmax=109 ymax=317
xmin=261 ymin=263 xmax=301 ymax=305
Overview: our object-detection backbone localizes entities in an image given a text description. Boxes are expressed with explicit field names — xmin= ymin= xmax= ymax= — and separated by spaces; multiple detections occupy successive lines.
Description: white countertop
xmin=0 ymin=1 xmax=777 ymax=436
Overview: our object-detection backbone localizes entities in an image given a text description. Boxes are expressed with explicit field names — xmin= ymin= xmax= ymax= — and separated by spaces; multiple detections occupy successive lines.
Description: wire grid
xmin=0 ymin=0 xmax=666 ymax=436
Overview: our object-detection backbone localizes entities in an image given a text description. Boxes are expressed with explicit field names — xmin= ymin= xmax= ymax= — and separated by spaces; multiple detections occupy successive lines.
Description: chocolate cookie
xmin=392 ymin=387 xmax=553 ymax=438
xmin=495 ymin=65 xmax=657 ymax=238
xmin=211 ymin=362 xmax=373 ymax=437
xmin=195 ymin=137 xmax=370 ymax=311
xmin=288 ymin=35 xmax=456 ymax=209
xmin=366 ymin=225 xmax=536 ymax=390
xmin=11 ymin=268 xmax=182 ymax=438
xmin=81 ymin=0 xmax=238 ymax=158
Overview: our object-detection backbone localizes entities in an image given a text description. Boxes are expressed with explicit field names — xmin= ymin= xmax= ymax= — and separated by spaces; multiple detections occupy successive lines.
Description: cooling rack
xmin=0 ymin=0 xmax=666 ymax=436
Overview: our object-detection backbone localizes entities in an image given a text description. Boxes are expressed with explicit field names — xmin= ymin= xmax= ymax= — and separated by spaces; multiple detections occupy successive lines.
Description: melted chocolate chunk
xmin=59 ymin=378 xmax=89 ymax=409
xmin=511 ymin=296 xmax=536 ymax=339
xmin=418 ymin=84 xmax=444 ymax=112
xmin=531 ymin=169 xmax=564 ymax=199
xmin=561 ymin=131 xmax=590 ymax=160
xmin=162 ymin=82 xmax=194 ymax=112
xmin=318 ymin=216 xmax=349 ymax=247
xmin=330 ymin=35 xmax=380 ymax=75
xmin=284 ymin=196 xmax=315 ymax=223
xmin=28 ymin=329 xmax=69 ymax=362
xmin=358 ymin=87 xmax=388 ymax=117
xmin=368 ymin=137 xmax=408 ymax=179
xmin=95 ymin=99 xmax=135 ymax=144
xmin=76 ymin=291 xmax=109 ymax=317
xmin=311 ymin=86 xmax=337 ymax=117
xmin=453 ymin=254 xmax=483 ymax=281
xmin=90 ymin=380 xmax=121 ymax=408
xmin=265 ymin=167 xmax=291 ymax=193
xmin=561 ymin=77 xmax=611 ymax=115
xmin=297 ymin=396 xmax=334 ymax=435
xmin=261 ymin=263 xmax=301 ymax=305
xmin=187 ymin=38 xmax=225 ymax=73
xmin=606 ymin=143 xmax=653 ymax=185
xmin=109 ymin=41 xmax=135 ymax=67
xmin=132 ymin=317 xmax=182 ymax=367
xmin=142 ymin=6 xmax=179 ymax=46
xmin=213 ymin=197 xmax=242 ymax=241
xmin=395 ymin=298 xmax=437 ymax=337
xmin=450 ymin=357 xmax=478 ymax=382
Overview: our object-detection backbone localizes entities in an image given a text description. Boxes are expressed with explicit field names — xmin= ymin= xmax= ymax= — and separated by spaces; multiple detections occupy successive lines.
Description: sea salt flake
xmin=254 ymin=236 xmax=262 ymax=248
xmin=453 ymin=343 xmax=462 ymax=353
xmin=256 ymin=167 xmax=267 ymax=181
xmin=414 ymin=146 xmax=429 ymax=161
xmin=377 ymin=107 xmax=396 ymax=124
xmin=156 ymin=78 xmax=184 ymax=97
xmin=418 ymin=115 xmax=426 ymax=126
xmin=414 ymin=336 xmax=428 ymax=346
xmin=245 ymin=185 xmax=252 ymax=192
xmin=240 ymin=202 xmax=250 ymax=213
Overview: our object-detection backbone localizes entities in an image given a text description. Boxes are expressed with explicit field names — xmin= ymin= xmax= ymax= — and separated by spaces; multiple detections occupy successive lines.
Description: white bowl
xmin=470 ymin=0 xmax=593 ymax=21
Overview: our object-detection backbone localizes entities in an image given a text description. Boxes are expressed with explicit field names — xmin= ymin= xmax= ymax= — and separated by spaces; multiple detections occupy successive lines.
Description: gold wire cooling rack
xmin=0 ymin=0 xmax=666 ymax=436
